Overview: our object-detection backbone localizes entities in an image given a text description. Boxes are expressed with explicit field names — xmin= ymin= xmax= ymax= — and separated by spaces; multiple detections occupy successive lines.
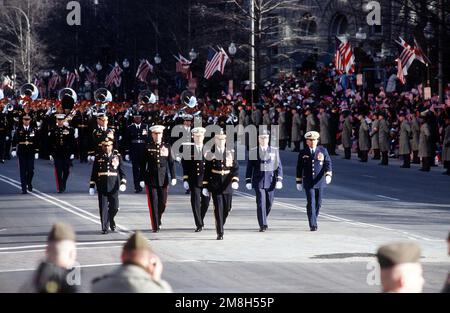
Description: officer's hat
xmin=56 ymin=114 xmax=66 ymax=120
xmin=304 ymin=131 xmax=320 ymax=140
xmin=101 ymin=138 xmax=113 ymax=146
xmin=258 ymin=129 xmax=270 ymax=138
xmin=132 ymin=111 xmax=142 ymax=118
xmin=215 ymin=129 xmax=227 ymax=140
xmin=97 ymin=112 xmax=108 ymax=120
xmin=47 ymin=223 xmax=76 ymax=242
xmin=123 ymin=231 xmax=151 ymax=251
xmin=376 ymin=241 xmax=421 ymax=269
xmin=183 ymin=114 xmax=193 ymax=121
xmin=150 ymin=125 xmax=165 ymax=133
xmin=191 ymin=127 xmax=206 ymax=135
xmin=23 ymin=114 xmax=31 ymax=120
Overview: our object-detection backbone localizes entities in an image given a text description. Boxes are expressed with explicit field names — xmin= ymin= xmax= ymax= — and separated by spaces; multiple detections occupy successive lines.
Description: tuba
xmin=180 ymin=90 xmax=197 ymax=109
xmin=94 ymin=88 xmax=113 ymax=103
xmin=20 ymin=83 xmax=39 ymax=101
xmin=138 ymin=90 xmax=157 ymax=105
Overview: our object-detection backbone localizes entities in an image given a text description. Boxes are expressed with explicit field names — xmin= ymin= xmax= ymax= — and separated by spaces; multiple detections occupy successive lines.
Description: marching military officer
xmin=378 ymin=112 xmax=390 ymax=166
xmin=11 ymin=114 xmax=39 ymax=194
xmin=71 ymin=106 xmax=91 ymax=163
xmin=88 ymin=113 xmax=116 ymax=161
xmin=398 ymin=112 xmax=412 ymax=168
xmin=124 ymin=112 xmax=149 ymax=193
xmin=182 ymin=127 xmax=211 ymax=232
xmin=48 ymin=114 xmax=75 ymax=193
xmin=246 ymin=130 xmax=283 ymax=232
xmin=296 ymin=131 xmax=332 ymax=231
xmin=89 ymin=139 xmax=127 ymax=234
xmin=358 ymin=113 xmax=370 ymax=162
xmin=202 ymin=130 xmax=239 ymax=240
xmin=140 ymin=125 xmax=177 ymax=233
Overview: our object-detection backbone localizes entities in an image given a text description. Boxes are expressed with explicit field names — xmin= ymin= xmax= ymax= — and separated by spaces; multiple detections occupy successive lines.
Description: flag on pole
xmin=395 ymin=38 xmax=416 ymax=76
xmin=86 ymin=66 xmax=97 ymax=84
xmin=105 ymin=63 xmax=123 ymax=88
xmin=204 ymin=47 xmax=229 ymax=80
xmin=48 ymin=71 xmax=62 ymax=90
xmin=334 ymin=36 xmax=355 ymax=74
xmin=396 ymin=58 xmax=406 ymax=85
xmin=66 ymin=70 xmax=79 ymax=88
xmin=136 ymin=59 xmax=154 ymax=82
xmin=413 ymin=38 xmax=430 ymax=65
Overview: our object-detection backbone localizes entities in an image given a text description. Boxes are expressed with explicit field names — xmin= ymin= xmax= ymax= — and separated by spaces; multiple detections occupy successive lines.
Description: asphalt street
xmin=0 ymin=148 xmax=449 ymax=293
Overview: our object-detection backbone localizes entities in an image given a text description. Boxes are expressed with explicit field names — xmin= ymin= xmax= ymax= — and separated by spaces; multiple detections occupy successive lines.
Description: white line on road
xmin=0 ymin=262 xmax=123 ymax=274
xmin=0 ymin=245 xmax=125 ymax=255
xmin=0 ymin=241 xmax=126 ymax=252
xmin=0 ymin=174 xmax=132 ymax=236
xmin=0 ymin=228 xmax=6 ymax=232
xmin=376 ymin=195 xmax=400 ymax=201
xmin=235 ymin=191 xmax=441 ymax=242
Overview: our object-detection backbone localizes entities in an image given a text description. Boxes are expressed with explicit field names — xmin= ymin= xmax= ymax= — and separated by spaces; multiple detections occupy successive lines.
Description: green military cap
xmin=123 ymin=231 xmax=150 ymax=251
xmin=47 ymin=223 xmax=76 ymax=242
xmin=376 ymin=241 xmax=421 ymax=269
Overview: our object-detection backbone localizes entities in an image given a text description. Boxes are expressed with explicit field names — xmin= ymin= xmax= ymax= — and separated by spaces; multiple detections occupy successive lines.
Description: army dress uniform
xmin=48 ymin=115 xmax=75 ymax=193
xmin=296 ymin=131 xmax=332 ymax=231
xmin=124 ymin=120 xmax=149 ymax=192
xmin=12 ymin=117 xmax=40 ymax=194
xmin=399 ymin=117 xmax=412 ymax=168
xmin=140 ymin=126 xmax=176 ymax=232
xmin=89 ymin=141 xmax=126 ymax=233
xmin=246 ymin=144 xmax=283 ymax=231
xmin=182 ymin=136 xmax=210 ymax=232
xmin=341 ymin=112 xmax=353 ymax=159
xmin=378 ymin=117 xmax=390 ymax=165
xmin=203 ymin=144 xmax=239 ymax=240
xmin=88 ymin=115 xmax=117 ymax=159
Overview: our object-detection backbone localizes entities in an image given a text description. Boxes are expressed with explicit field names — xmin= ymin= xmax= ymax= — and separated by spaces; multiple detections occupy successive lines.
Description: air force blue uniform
xmin=296 ymin=146 xmax=332 ymax=230
xmin=246 ymin=146 xmax=283 ymax=229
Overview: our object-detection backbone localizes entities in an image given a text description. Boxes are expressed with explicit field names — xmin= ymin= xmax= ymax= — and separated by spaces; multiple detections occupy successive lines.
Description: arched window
xmin=298 ymin=13 xmax=318 ymax=36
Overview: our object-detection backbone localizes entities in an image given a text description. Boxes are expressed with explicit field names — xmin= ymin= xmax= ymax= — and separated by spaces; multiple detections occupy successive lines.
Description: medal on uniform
xmin=317 ymin=152 xmax=324 ymax=166
xmin=112 ymin=156 xmax=119 ymax=169
xmin=160 ymin=146 xmax=169 ymax=157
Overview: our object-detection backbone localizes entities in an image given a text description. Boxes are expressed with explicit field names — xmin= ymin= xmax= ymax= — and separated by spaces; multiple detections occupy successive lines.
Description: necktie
xmin=311 ymin=149 xmax=315 ymax=155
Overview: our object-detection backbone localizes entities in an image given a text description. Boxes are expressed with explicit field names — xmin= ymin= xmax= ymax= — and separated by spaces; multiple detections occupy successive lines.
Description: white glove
xmin=36 ymin=121 xmax=42 ymax=127
xmin=11 ymin=151 xmax=16 ymax=158
xmin=5 ymin=136 xmax=9 ymax=141
xmin=125 ymin=155 xmax=130 ymax=162
xmin=275 ymin=181 xmax=283 ymax=190
xmin=74 ymin=128 xmax=79 ymax=139
xmin=89 ymin=188 xmax=95 ymax=196
xmin=140 ymin=181 xmax=145 ymax=188
xmin=49 ymin=155 xmax=54 ymax=162
xmin=246 ymin=183 xmax=252 ymax=190
xmin=119 ymin=184 xmax=126 ymax=192
xmin=70 ymin=154 xmax=74 ymax=160
xmin=171 ymin=178 xmax=177 ymax=186
xmin=34 ymin=153 xmax=39 ymax=160
xmin=231 ymin=182 xmax=239 ymax=190
xmin=326 ymin=175 xmax=332 ymax=185
xmin=296 ymin=184 xmax=303 ymax=192
xmin=89 ymin=156 xmax=95 ymax=162
xmin=175 ymin=156 xmax=181 ymax=163
xmin=119 ymin=136 xmax=122 ymax=141
xmin=202 ymin=188 xmax=209 ymax=197
xmin=183 ymin=181 xmax=189 ymax=190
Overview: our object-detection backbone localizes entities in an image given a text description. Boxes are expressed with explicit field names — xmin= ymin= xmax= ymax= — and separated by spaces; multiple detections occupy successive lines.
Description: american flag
xmin=174 ymin=54 xmax=191 ymax=73
xmin=105 ymin=63 xmax=123 ymax=88
xmin=396 ymin=58 xmax=406 ymax=85
xmin=396 ymin=37 xmax=417 ymax=76
xmin=334 ymin=36 xmax=355 ymax=75
xmin=86 ymin=66 xmax=97 ymax=84
xmin=48 ymin=72 xmax=62 ymax=90
xmin=204 ymin=47 xmax=229 ymax=80
xmin=66 ymin=70 xmax=79 ymax=88
xmin=136 ymin=59 xmax=153 ymax=82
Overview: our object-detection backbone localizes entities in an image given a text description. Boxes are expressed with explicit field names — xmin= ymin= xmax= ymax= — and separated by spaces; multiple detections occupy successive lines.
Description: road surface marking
xmin=0 ymin=262 xmax=123 ymax=274
xmin=235 ymin=191 xmax=441 ymax=242
xmin=362 ymin=175 xmax=376 ymax=178
xmin=0 ymin=174 xmax=132 ymax=236
xmin=376 ymin=195 xmax=400 ymax=201
xmin=0 ymin=241 xmax=127 ymax=252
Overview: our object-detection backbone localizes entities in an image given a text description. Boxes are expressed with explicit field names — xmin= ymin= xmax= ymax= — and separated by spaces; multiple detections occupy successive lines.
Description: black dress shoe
xmin=102 ymin=230 xmax=108 ymax=234
xmin=21 ymin=190 xmax=28 ymax=194
xmin=217 ymin=234 xmax=223 ymax=240
xmin=152 ymin=229 xmax=159 ymax=233
xmin=195 ymin=227 xmax=203 ymax=232
xmin=110 ymin=225 xmax=116 ymax=231
xmin=264 ymin=225 xmax=268 ymax=231
xmin=259 ymin=227 xmax=266 ymax=232
xmin=27 ymin=185 xmax=33 ymax=192
xmin=310 ymin=226 xmax=317 ymax=231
